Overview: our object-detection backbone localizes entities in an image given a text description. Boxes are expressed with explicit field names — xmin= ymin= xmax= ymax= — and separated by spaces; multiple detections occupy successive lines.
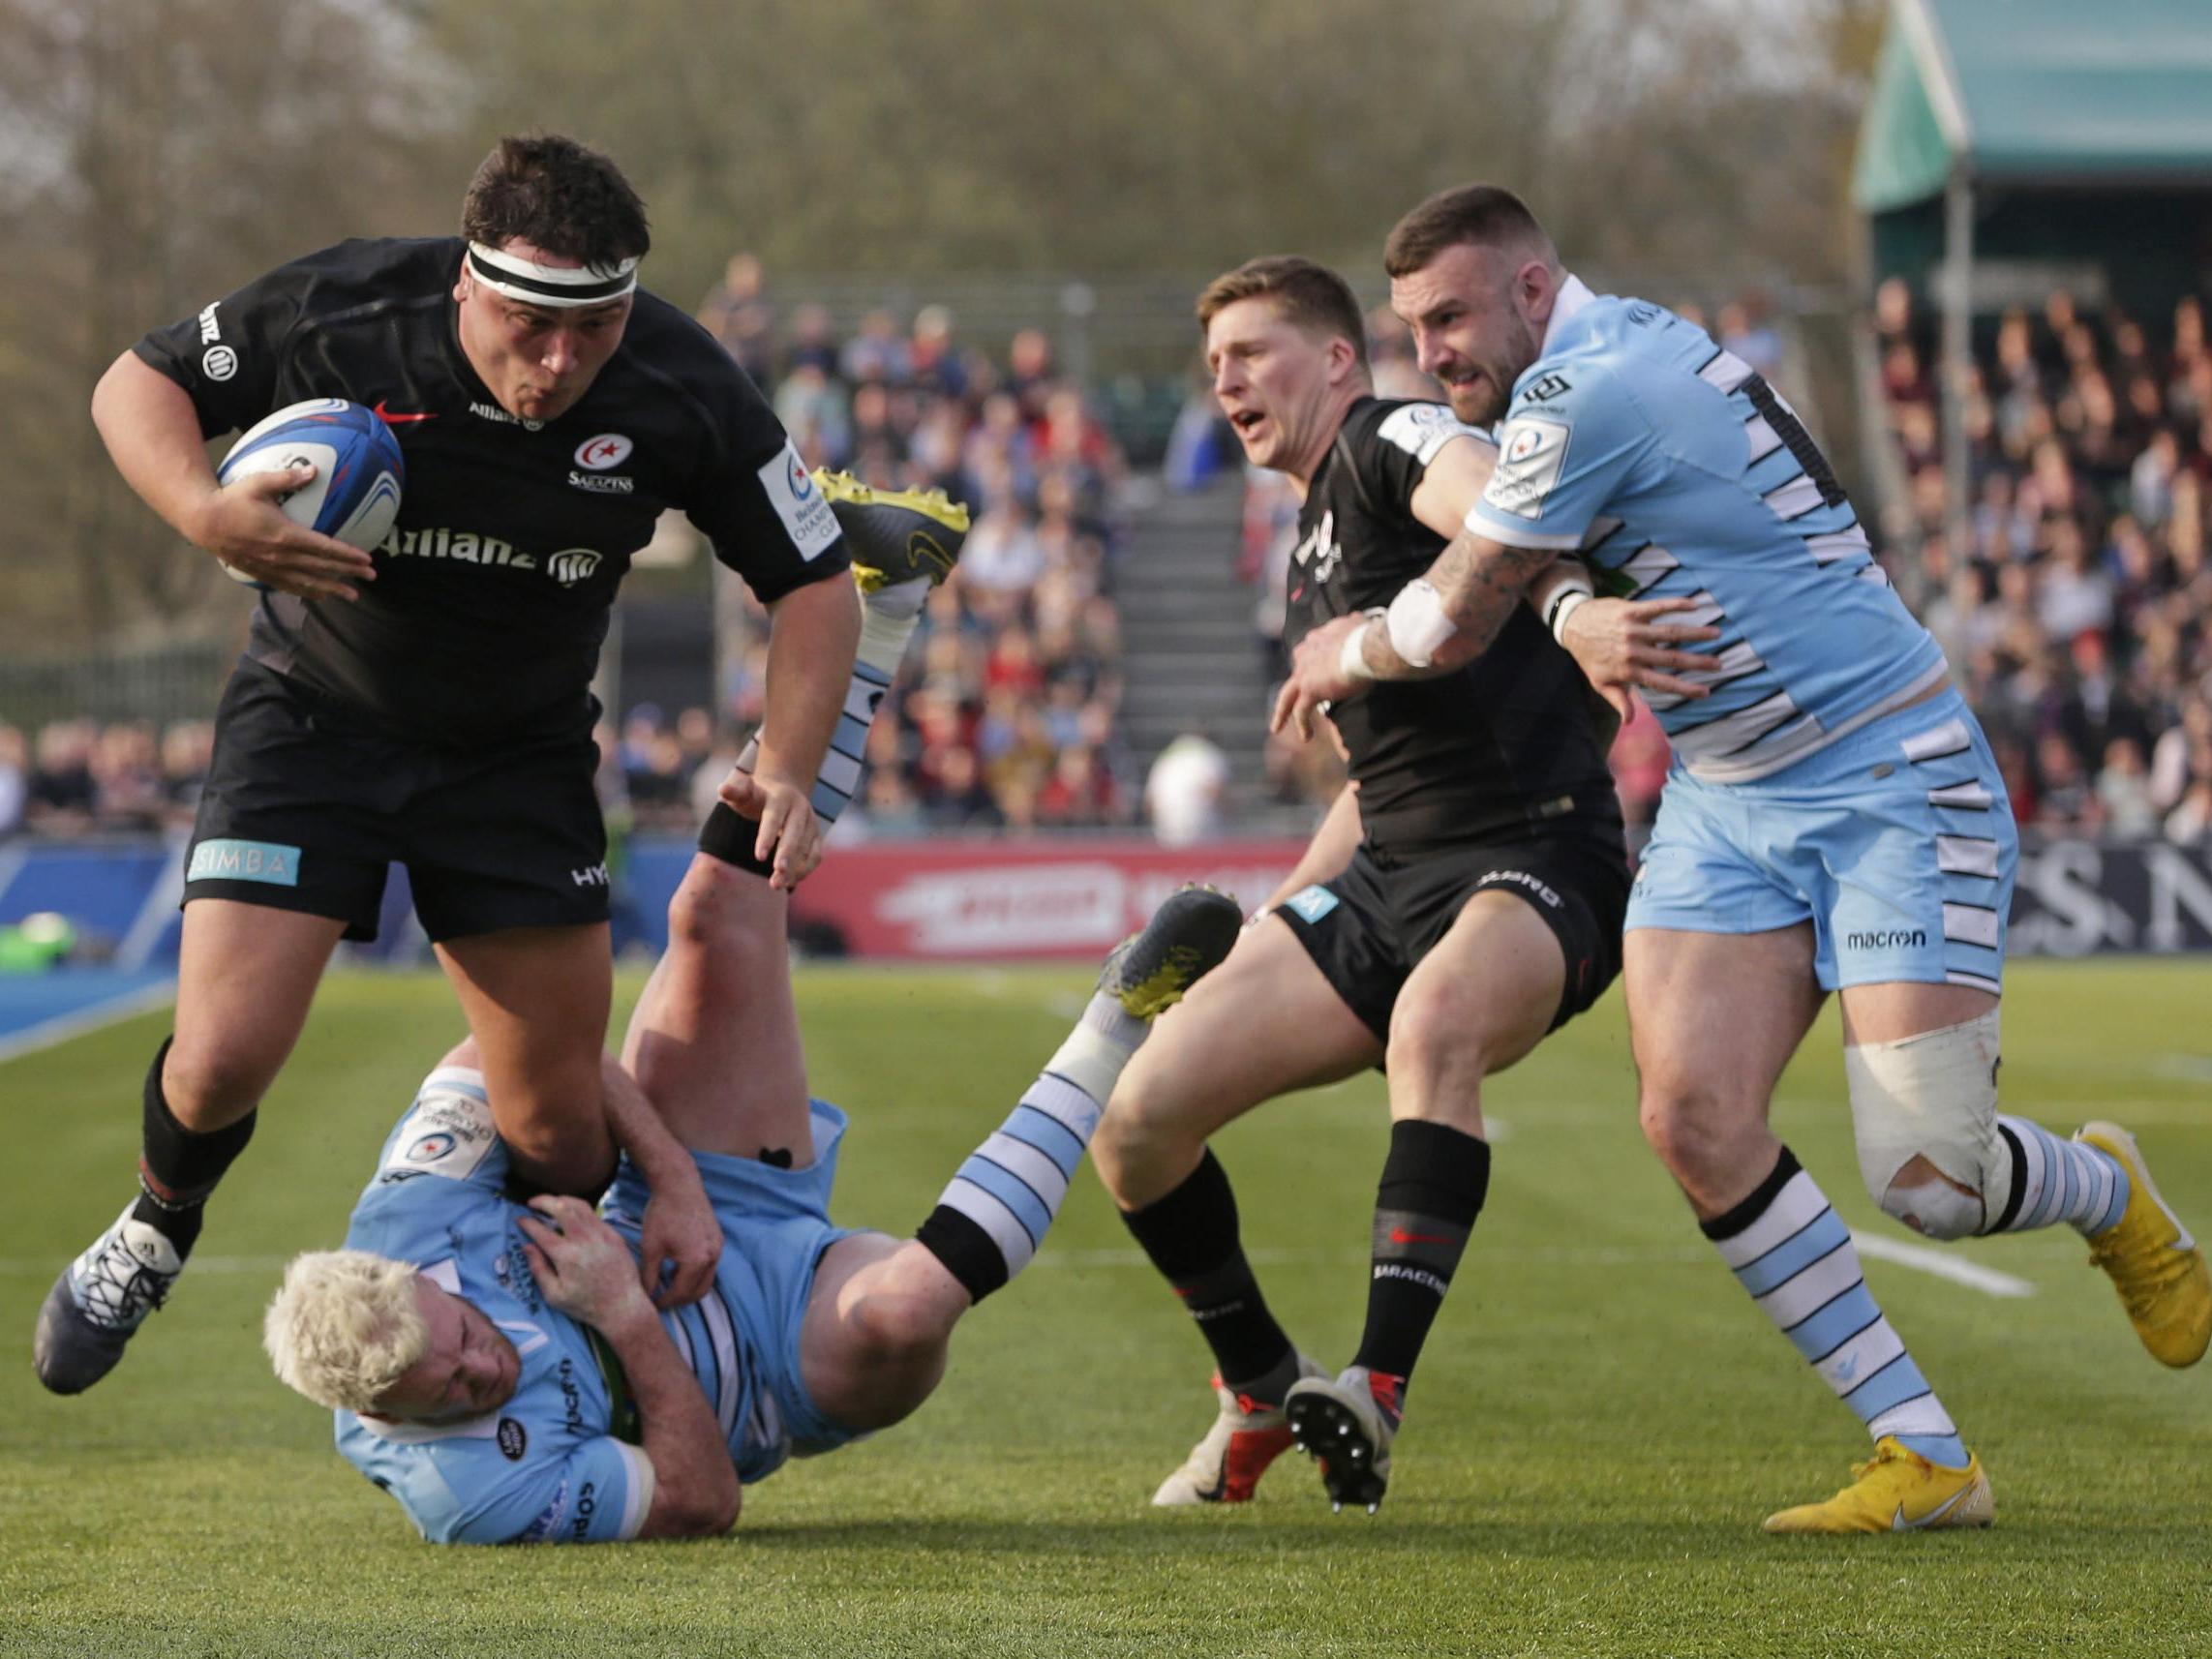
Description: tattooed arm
xmin=1271 ymin=531 xmax=1556 ymax=739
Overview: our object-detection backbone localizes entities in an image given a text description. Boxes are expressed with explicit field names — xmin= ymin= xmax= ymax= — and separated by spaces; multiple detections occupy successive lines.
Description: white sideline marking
xmin=0 ymin=979 xmax=176 ymax=1067
xmin=1850 ymin=1231 xmax=2037 ymax=1299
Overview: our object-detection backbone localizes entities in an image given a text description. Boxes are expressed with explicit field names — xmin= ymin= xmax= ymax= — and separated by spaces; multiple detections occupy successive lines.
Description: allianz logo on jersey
xmin=469 ymin=400 xmax=546 ymax=432
xmin=377 ymin=527 xmax=606 ymax=587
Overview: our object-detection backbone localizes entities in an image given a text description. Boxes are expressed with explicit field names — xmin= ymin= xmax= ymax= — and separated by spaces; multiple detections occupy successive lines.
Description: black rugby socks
xmin=1349 ymin=1118 xmax=1491 ymax=1415
xmin=1121 ymin=1149 xmax=1302 ymax=1404
xmin=131 ymin=1038 xmax=257 ymax=1260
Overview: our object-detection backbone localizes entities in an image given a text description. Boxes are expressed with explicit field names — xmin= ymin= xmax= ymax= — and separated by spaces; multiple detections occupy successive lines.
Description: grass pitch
xmin=3 ymin=960 xmax=2209 ymax=1658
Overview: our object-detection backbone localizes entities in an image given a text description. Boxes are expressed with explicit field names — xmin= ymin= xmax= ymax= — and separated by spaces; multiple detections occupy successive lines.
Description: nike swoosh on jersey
xmin=373 ymin=400 xmax=438 ymax=425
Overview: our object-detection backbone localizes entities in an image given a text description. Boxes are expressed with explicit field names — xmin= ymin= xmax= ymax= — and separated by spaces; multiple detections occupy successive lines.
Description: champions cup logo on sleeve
xmin=1485 ymin=416 xmax=1571 ymax=520
xmin=757 ymin=440 xmax=840 ymax=560
xmin=382 ymin=1089 xmax=498 ymax=1181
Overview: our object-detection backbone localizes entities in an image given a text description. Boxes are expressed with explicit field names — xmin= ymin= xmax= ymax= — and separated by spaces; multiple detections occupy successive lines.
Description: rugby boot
xmin=34 ymin=1202 xmax=185 ymax=1394
xmin=2077 ymin=1122 xmax=2211 ymax=1368
xmin=1099 ymin=885 xmax=1243 ymax=1021
xmin=728 ymin=470 xmax=971 ymax=788
xmin=817 ymin=468 xmax=971 ymax=594
xmin=1762 ymin=1437 xmax=1992 ymax=1534
xmin=1152 ymin=1354 xmax=1328 ymax=1506
xmin=1285 ymin=1365 xmax=1401 ymax=1514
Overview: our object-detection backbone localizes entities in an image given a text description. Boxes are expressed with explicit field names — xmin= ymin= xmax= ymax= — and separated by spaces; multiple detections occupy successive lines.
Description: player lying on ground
xmin=1276 ymin=184 xmax=2211 ymax=1532
xmin=262 ymin=885 xmax=1240 ymax=1542
xmin=1091 ymin=256 xmax=1722 ymax=1514
xmin=42 ymin=461 xmax=964 ymax=1406
xmin=37 ymin=133 xmax=859 ymax=1396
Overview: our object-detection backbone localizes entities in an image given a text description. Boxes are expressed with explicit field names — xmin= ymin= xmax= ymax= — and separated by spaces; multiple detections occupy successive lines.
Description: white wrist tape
xmin=1383 ymin=580 xmax=1456 ymax=670
xmin=1548 ymin=589 xmax=1593 ymax=643
xmin=1337 ymin=619 xmax=1378 ymax=683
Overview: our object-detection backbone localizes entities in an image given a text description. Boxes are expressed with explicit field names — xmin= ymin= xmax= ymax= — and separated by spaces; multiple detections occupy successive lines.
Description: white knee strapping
xmin=1843 ymin=1009 xmax=2011 ymax=1241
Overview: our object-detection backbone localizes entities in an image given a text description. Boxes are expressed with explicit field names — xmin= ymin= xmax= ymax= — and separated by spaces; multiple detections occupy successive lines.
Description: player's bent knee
xmin=848 ymin=1290 xmax=954 ymax=1369
xmin=1846 ymin=1010 xmax=2010 ymax=1240
xmin=162 ymin=1036 xmax=285 ymax=1124
xmin=1383 ymin=1000 xmax=1491 ymax=1095
xmin=1094 ymin=1063 xmax=1203 ymax=1179
xmin=664 ymin=858 xmax=781 ymax=963
xmin=1635 ymin=1081 xmax=1757 ymax=1190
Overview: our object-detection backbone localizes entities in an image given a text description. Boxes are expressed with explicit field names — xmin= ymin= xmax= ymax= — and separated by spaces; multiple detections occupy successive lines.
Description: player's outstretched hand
xmin=715 ymin=769 xmax=823 ymax=890
xmin=1558 ymin=595 xmax=1723 ymax=720
xmin=1272 ymin=613 xmax=1367 ymax=741
xmin=635 ymin=1167 xmax=720 ymax=1311
xmin=190 ymin=467 xmax=379 ymax=600
xmin=518 ymin=1195 xmax=653 ymax=1330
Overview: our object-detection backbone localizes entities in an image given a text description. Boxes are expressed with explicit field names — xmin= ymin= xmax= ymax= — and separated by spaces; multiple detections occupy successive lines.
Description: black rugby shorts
xmin=1274 ymin=830 xmax=1628 ymax=1042
xmin=183 ymin=661 xmax=610 ymax=942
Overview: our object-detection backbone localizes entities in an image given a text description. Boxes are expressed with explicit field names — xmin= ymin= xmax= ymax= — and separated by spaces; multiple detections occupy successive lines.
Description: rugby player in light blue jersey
xmin=1280 ymin=185 xmax=2209 ymax=1533
xmin=260 ymin=884 xmax=1239 ymax=1544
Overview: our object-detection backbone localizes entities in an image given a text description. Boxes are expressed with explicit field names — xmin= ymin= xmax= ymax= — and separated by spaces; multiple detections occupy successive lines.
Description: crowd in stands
xmin=0 ymin=719 xmax=214 ymax=839
xmin=22 ymin=276 xmax=2212 ymax=853
xmin=691 ymin=254 xmax=1138 ymax=837
xmin=1875 ymin=280 xmax=2212 ymax=841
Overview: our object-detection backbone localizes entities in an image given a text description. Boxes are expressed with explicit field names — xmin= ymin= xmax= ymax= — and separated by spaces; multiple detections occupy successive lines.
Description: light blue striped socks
xmin=914 ymin=991 xmax=1147 ymax=1302
xmin=1703 ymin=1147 xmax=1969 ymax=1469
xmin=1987 ymin=1117 xmax=2128 ymax=1234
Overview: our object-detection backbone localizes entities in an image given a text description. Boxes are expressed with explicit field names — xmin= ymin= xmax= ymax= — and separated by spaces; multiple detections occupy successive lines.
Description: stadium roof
xmin=1854 ymin=0 xmax=2212 ymax=212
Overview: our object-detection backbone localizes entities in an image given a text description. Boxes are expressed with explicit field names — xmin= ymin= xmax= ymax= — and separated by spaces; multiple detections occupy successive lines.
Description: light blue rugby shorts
xmin=1626 ymin=687 xmax=2015 ymax=993
xmin=603 ymin=1101 xmax=867 ymax=1483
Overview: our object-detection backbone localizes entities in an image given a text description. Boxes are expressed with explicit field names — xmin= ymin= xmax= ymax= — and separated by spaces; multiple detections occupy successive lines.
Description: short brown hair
xmin=1383 ymin=185 xmax=1551 ymax=279
xmin=1197 ymin=256 xmax=1369 ymax=369
xmin=461 ymin=133 xmax=651 ymax=269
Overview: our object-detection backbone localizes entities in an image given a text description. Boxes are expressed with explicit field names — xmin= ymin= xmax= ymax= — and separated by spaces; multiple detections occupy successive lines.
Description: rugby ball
xmin=214 ymin=398 xmax=406 ymax=588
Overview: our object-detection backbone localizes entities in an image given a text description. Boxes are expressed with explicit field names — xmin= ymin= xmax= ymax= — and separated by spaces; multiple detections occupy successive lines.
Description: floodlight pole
xmin=1940 ymin=164 xmax=1974 ymax=554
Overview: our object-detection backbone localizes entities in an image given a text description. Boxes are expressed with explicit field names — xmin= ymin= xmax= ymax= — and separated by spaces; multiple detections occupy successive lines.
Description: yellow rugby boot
xmin=1762 ymin=1438 xmax=1993 ymax=1534
xmin=1099 ymin=886 xmax=1243 ymax=1021
xmin=2077 ymin=1122 xmax=2211 ymax=1369
xmin=815 ymin=468 xmax=970 ymax=593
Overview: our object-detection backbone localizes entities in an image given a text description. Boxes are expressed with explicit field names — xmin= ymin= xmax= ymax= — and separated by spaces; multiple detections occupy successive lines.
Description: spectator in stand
xmin=26 ymin=720 xmax=97 ymax=834
xmin=695 ymin=252 xmax=774 ymax=383
xmin=1143 ymin=730 xmax=1229 ymax=846
xmin=1609 ymin=699 xmax=1672 ymax=837
xmin=90 ymin=721 xmax=165 ymax=832
xmin=0 ymin=725 xmax=25 ymax=839
xmin=2097 ymin=737 xmax=2159 ymax=839
xmin=160 ymin=721 xmax=214 ymax=827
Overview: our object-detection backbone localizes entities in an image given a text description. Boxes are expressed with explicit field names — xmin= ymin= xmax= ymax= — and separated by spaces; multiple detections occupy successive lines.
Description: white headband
xmin=466 ymin=241 xmax=639 ymax=308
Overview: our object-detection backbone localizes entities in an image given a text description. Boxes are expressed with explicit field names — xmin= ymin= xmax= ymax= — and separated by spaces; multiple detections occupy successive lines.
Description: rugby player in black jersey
xmin=35 ymin=135 xmax=871 ymax=1396
xmin=1091 ymin=257 xmax=1720 ymax=1512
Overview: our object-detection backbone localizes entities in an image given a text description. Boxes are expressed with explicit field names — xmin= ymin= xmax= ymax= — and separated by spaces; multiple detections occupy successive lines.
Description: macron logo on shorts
xmin=187 ymin=837 xmax=301 ymax=888
xmin=1286 ymin=886 xmax=1339 ymax=923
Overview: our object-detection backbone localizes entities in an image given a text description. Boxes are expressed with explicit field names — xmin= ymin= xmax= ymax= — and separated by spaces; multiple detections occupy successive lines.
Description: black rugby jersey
xmin=136 ymin=237 xmax=849 ymax=746
xmin=1288 ymin=396 xmax=1621 ymax=855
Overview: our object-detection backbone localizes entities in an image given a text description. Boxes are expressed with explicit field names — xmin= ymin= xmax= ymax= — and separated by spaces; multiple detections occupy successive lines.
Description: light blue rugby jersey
xmin=1467 ymin=280 xmax=1947 ymax=782
xmin=334 ymin=1069 xmax=778 ymax=1545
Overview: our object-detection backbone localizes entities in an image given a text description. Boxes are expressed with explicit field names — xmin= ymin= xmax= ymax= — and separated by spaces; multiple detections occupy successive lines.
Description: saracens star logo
xmin=574 ymin=433 xmax=633 ymax=470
